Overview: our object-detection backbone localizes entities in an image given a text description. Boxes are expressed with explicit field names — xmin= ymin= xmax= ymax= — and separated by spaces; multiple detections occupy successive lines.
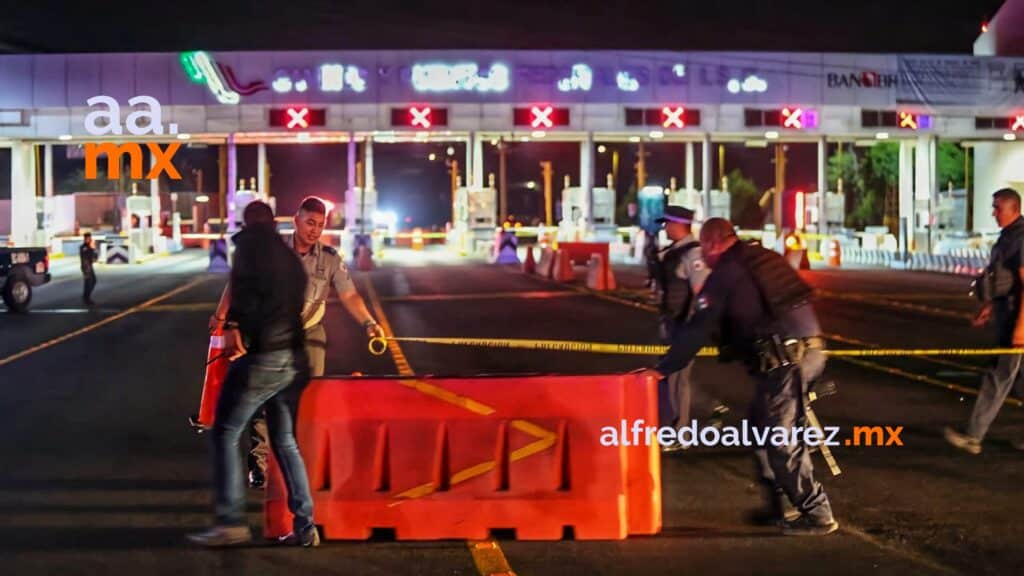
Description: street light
xmin=597 ymin=144 xmax=607 ymax=154
xmin=446 ymin=146 xmax=455 ymax=156
xmin=428 ymin=152 xmax=437 ymax=161
xmin=526 ymin=181 xmax=536 ymax=189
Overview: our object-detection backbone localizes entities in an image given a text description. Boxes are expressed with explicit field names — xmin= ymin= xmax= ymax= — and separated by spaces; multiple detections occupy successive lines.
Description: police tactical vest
xmin=657 ymin=240 xmax=701 ymax=319
xmin=738 ymin=241 xmax=813 ymax=324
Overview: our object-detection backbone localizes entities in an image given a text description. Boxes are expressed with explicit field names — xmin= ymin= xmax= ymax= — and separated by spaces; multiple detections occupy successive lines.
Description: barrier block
xmin=264 ymin=374 xmax=661 ymax=541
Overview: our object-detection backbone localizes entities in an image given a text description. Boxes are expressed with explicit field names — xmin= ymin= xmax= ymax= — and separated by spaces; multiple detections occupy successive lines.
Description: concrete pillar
xmin=915 ymin=135 xmax=936 ymax=252
xmin=43 ymin=144 xmax=54 ymax=239
xmin=365 ymin=136 xmax=375 ymax=190
xmin=149 ymin=151 xmax=161 ymax=247
xmin=580 ymin=132 xmax=594 ymax=230
xmin=898 ymin=139 xmax=915 ymax=254
xmin=817 ymin=136 xmax=827 ymax=232
xmin=43 ymin=144 xmax=53 ymax=199
xmin=685 ymin=141 xmax=695 ymax=192
xmin=257 ymin=142 xmax=267 ymax=194
xmin=10 ymin=142 xmax=36 ymax=247
xmin=465 ymin=132 xmax=474 ymax=187
xmin=346 ymin=132 xmax=356 ymax=223
xmin=473 ymin=132 xmax=485 ymax=189
xmin=701 ymin=133 xmax=712 ymax=220
xmin=226 ymin=133 xmax=238 ymax=232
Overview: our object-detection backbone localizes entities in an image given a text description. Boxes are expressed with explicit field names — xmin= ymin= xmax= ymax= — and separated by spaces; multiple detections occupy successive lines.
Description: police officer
xmin=945 ymin=187 xmax=1024 ymax=454
xmin=210 ymin=197 xmax=384 ymax=487
xmin=651 ymin=206 xmax=725 ymax=453
xmin=80 ymin=232 xmax=98 ymax=306
xmin=637 ymin=218 xmax=839 ymax=536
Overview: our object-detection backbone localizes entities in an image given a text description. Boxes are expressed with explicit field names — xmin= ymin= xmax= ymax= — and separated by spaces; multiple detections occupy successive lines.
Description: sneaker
xmin=278 ymin=525 xmax=321 ymax=547
xmin=186 ymin=525 xmax=252 ymax=547
xmin=708 ymin=404 xmax=730 ymax=430
xmin=248 ymin=467 xmax=265 ymax=489
xmin=780 ymin=515 xmax=839 ymax=536
xmin=660 ymin=439 xmax=688 ymax=453
xmin=944 ymin=427 xmax=982 ymax=455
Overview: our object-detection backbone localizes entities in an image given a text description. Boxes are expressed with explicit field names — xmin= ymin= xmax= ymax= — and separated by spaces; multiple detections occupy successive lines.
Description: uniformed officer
xmin=637 ymin=218 xmax=839 ymax=536
xmin=945 ymin=187 xmax=1024 ymax=454
xmin=651 ymin=206 xmax=726 ymax=453
xmin=210 ymin=197 xmax=384 ymax=487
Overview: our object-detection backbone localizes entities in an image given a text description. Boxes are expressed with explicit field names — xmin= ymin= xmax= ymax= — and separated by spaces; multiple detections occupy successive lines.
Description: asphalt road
xmin=0 ymin=248 xmax=1021 ymax=575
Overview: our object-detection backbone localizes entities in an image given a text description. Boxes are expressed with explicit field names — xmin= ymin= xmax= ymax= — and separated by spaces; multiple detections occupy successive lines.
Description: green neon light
xmin=180 ymin=52 xmax=204 ymax=83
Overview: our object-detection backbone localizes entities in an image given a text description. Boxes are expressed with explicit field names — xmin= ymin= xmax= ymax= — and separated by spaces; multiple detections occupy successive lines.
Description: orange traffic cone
xmin=522 ymin=245 xmax=537 ymax=274
xmin=196 ymin=328 xmax=230 ymax=429
xmin=585 ymin=253 xmax=617 ymax=291
xmin=553 ymin=249 xmax=574 ymax=283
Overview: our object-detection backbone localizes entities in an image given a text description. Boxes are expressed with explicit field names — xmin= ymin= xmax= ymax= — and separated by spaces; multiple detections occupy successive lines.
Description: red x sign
xmin=1013 ymin=115 xmax=1024 ymax=131
xmin=410 ymin=107 xmax=432 ymax=128
xmin=782 ymin=107 xmax=803 ymax=129
xmin=899 ymin=112 xmax=918 ymax=130
xmin=531 ymin=106 xmax=554 ymax=128
xmin=286 ymin=107 xmax=310 ymax=129
xmin=661 ymin=106 xmax=685 ymax=128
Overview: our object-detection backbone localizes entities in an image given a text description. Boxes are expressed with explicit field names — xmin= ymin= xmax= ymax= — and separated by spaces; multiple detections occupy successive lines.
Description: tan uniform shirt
xmin=290 ymin=236 xmax=356 ymax=331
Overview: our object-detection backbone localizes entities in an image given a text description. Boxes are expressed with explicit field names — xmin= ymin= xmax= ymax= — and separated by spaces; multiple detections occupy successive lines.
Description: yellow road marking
xmin=359 ymin=274 xmax=536 ymax=575
xmin=0 ymin=277 xmax=208 ymax=368
xmin=142 ymin=302 xmax=218 ymax=312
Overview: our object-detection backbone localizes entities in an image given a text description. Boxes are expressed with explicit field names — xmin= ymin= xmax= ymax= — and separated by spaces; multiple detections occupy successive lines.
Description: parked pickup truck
xmin=1 ymin=247 xmax=51 ymax=312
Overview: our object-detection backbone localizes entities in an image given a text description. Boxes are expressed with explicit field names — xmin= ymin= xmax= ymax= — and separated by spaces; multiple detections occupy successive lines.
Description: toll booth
xmin=935 ymin=188 xmax=968 ymax=232
xmin=342 ymin=186 xmax=378 ymax=258
xmin=451 ymin=186 xmax=497 ymax=255
xmin=591 ymin=187 xmax=617 ymax=241
xmin=558 ymin=186 xmax=616 ymax=240
xmin=231 ymin=179 xmax=276 ymax=229
xmin=668 ymin=189 xmax=731 ymax=223
xmin=122 ymin=195 xmax=153 ymax=262
xmin=795 ymin=191 xmax=846 ymax=233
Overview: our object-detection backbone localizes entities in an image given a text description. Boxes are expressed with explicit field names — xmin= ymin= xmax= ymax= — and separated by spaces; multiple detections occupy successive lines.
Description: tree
xmin=727 ymin=169 xmax=764 ymax=229
xmin=936 ymin=142 xmax=966 ymax=192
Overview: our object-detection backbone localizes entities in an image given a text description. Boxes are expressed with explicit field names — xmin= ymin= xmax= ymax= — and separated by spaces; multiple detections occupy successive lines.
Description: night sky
xmin=0 ymin=0 xmax=1008 ymax=226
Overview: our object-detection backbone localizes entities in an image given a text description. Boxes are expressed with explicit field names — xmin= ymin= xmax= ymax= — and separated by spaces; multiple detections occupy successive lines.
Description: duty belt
xmin=754 ymin=335 xmax=826 ymax=373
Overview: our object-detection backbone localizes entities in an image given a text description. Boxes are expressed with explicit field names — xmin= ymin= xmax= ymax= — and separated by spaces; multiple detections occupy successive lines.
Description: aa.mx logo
xmin=84 ymin=95 xmax=181 ymax=180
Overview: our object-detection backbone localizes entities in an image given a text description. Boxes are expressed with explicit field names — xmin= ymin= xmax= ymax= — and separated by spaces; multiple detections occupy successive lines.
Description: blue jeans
xmin=211 ymin=348 xmax=314 ymax=533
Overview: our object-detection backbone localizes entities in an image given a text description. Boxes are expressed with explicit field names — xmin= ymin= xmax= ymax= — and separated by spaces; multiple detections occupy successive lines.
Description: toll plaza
xmin=2 ymin=49 xmax=1023 ymax=265
xmin=3 ymin=12 xmax=1024 ymax=576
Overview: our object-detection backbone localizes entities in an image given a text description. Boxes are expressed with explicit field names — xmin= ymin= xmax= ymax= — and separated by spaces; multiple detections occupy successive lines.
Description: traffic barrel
xmin=553 ymin=249 xmax=575 ymax=282
xmin=495 ymin=230 xmax=520 ymax=264
xmin=827 ymin=239 xmax=841 ymax=267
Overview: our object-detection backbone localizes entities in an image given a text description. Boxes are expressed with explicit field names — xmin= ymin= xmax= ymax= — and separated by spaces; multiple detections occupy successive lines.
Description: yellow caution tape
xmin=368 ymin=336 xmax=1024 ymax=358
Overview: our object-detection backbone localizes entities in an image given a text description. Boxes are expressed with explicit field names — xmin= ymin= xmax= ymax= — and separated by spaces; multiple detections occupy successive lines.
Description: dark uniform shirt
xmin=989 ymin=216 xmax=1024 ymax=344
xmin=227 ymin=224 xmax=307 ymax=354
xmin=655 ymin=240 xmax=821 ymax=375
xmin=80 ymin=243 xmax=97 ymax=275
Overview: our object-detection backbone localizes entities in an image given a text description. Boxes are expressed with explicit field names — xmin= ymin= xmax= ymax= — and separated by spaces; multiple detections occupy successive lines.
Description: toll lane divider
xmin=263 ymin=374 xmax=661 ymax=540
xmin=368 ymin=336 xmax=1024 ymax=358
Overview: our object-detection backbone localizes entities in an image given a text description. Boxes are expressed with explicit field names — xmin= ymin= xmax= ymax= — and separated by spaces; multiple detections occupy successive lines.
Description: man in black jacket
xmin=80 ymin=233 xmax=98 ymax=305
xmin=187 ymin=201 xmax=319 ymax=548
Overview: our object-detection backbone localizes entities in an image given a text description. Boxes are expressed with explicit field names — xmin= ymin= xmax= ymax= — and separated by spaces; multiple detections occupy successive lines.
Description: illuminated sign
xmin=513 ymin=106 xmax=570 ymax=128
xmin=318 ymin=64 xmax=367 ymax=93
xmin=827 ymin=70 xmax=899 ymax=89
xmin=411 ymin=63 xmax=510 ymax=93
xmin=616 ymin=71 xmax=640 ymax=92
xmin=861 ymin=110 xmax=932 ymax=130
xmin=624 ymin=107 xmax=702 ymax=128
xmin=557 ymin=64 xmax=593 ymax=92
xmin=745 ymin=108 xmax=818 ymax=129
xmin=180 ymin=51 xmax=243 ymax=104
xmin=390 ymin=107 xmax=448 ymax=128
xmin=976 ymin=115 xmax=1024 ymax=131
xmin=269 ymin=107 xmax=326 ymax=129
xmin=727 ymin=75 xmax=768 ymax=94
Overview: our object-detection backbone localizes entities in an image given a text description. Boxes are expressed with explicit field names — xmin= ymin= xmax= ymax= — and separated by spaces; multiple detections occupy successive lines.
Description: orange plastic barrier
xmin=557 ymin=242 xmax=609 ymax=267
xmin=196 ymin=329 xmax=229 ymax=428
xmin=264 ymin=374 xmax=661 ymax=540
